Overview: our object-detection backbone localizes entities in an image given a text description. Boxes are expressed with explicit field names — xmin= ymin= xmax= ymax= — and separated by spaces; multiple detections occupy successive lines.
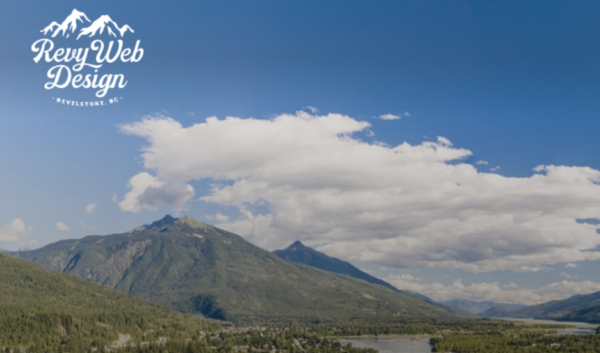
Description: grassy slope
xmin=13 ymin=216 xmax=454 ymax=324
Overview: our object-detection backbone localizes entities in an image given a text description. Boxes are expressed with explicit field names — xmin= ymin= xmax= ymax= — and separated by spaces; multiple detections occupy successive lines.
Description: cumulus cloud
xmin=380 ymin=113 xmax=401 ymax=120
xmin=0 ymin=219 xmax=33 ymax=243
xmin=386 ymin=274 xmax=600 ymax=305
xmin=85 ymin=203 xmax=97 ymax=214
xmin=119 ymin=172 xmax=195 ymax=213
xmin=207 ymin=213 xmax=230 ymax=222
xmin=565 ymin=263 xmax=579 ymax=268
xmin=55 ymin=222 xmax=70 ymax=232
xmin=119 ymin=112 xmax=600 ymax=272
xmin=476 ymin=160 xmax=489 ymax=165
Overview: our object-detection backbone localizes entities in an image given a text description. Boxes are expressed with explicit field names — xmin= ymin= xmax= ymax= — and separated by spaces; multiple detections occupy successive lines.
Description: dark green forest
xmin=110 ymin=330 xmax=378 ymax=353
xmin=430 ymin=323 xmax=600 ymax=353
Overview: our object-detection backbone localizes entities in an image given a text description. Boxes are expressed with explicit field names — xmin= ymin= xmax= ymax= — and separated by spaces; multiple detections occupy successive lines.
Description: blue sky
xmin=1 ymin=0 xmax=600 ymax=304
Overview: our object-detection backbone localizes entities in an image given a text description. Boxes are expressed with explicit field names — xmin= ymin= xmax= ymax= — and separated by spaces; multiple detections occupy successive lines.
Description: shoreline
xmin=495 ymin=317 xmax=598 ymax=328
xmin=338 ymin=334 xmax=431 ymax=339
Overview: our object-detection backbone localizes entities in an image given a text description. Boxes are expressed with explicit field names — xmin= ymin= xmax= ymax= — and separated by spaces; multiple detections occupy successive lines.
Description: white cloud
xmin=304 ymin=106 xmax=319 ymax=114
xmin=119 ymin=112 xmax=600 ymax=272
xmin=403 ymin=111 xmax=411 ymax=117
xmin=207 ymin=212 xmax=230 ymax=222
xmin=476 ymin=160 xmax=489 ymax=165
xmin=543 ymin=280 xmax=600 ymax=294
xmin=85 ymin=203 xmax=97 ymax=214
xmin=565 ymin=263 xmax=579 ymax=268
xmin=0 ymin=219 xmax=33 ymax=243
xmin=490 ymin=166 xmax=501 ymax=171
xmin=560 ymin=272 xmax=578 ymax=279
xmin=119 ymin=172 xmax=195 ymax=213
xmin=386 ymin=274 xmax=600 ymax=305
xmin=380 ymin=113 xmax=401 ymax=120
xmin=55 ymin=222 xmax=70 ymax=232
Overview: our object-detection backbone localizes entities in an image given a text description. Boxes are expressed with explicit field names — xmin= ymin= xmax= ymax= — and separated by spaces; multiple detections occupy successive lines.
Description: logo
xmin=31 ymin=9 xmax=144 ymax=106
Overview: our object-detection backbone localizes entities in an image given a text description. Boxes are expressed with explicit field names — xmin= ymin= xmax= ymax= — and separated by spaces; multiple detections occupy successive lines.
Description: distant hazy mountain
xmin=0 ymin=253 xmax=211 ymax=352
xmin=11 ymin=215 xmax=453 ymax=324
xmin=479 ymin=305 xmax=527 ymax=318
xmin=273 ymin=240 xmax=398 ymax=291
xmin=504 ymin=291 xmax=600 ymax=323
xmin=442 ymin=299 xmax=526 ymax=314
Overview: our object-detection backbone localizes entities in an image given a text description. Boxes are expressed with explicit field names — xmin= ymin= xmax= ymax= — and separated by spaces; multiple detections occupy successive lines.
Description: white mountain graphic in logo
xmin=77 ymin=15 xmax=134 ymax=39
xmin=41 ymin=9 xmax=134 ymax=40
xmin=41 ymin=9 xmax=90 ymax=38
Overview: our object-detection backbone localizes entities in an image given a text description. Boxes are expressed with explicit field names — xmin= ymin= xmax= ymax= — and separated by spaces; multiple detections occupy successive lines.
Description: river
xmin=497 ymin=318 xmax=597 ymax=335
xmin=340 ymin=319 xmax=597 ymax=353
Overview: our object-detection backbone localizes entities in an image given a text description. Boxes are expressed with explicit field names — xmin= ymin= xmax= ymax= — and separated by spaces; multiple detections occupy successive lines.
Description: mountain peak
xmin=289 ymin=240 xmax=308 ymax=250
xmin=135 ymin=215 xmax=213 ymax=233
xmin=175 ymin=215 xmax=211 ymax=229
xmin=148 ymin=215 xmax=177 ymax=229
xmin=274 ymin=241 xmax=399 ymax=292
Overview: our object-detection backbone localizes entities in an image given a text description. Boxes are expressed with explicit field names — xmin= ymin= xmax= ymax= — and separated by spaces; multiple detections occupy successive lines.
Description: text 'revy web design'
xmin=31 ymin=9 xmax=144 ymax=106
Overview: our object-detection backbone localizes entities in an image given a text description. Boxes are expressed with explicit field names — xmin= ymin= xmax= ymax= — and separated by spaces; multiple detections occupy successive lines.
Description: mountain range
xmin=272 ymin=241 xmax=600 ymax=323
xmin=441 ymin=299 xmax=527 ymax=315
xmin=10 ymin=215 xmax=454 ymax=324
xmin=10 ymin=214 xmax=600 ymax=324
xmin=41 ymin=9 xmax=134 ymax=39
xmin=483 ymin=291 xmax=600 ymax=323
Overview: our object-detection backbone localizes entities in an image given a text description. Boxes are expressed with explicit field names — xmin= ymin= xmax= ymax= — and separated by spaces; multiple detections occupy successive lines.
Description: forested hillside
xmin=0 ymin=253 xmax=214 ymax=353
